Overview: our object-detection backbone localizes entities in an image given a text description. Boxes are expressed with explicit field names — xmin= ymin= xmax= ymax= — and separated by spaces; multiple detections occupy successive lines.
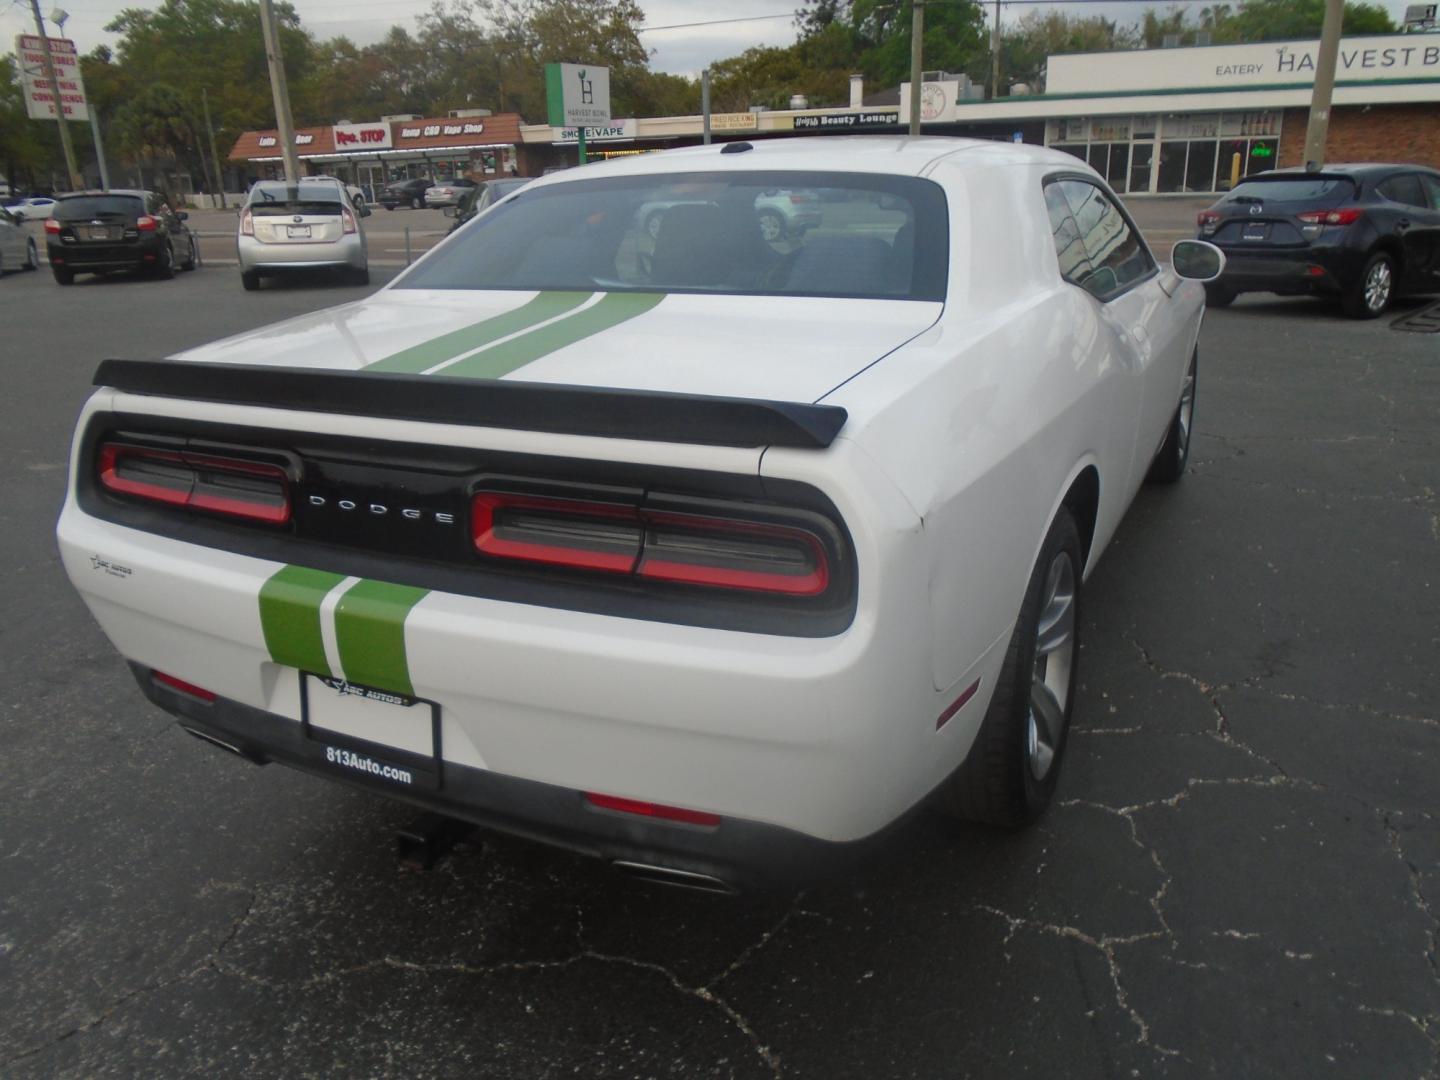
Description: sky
xmin=1 ymin=0 xmax=1428 ymax=82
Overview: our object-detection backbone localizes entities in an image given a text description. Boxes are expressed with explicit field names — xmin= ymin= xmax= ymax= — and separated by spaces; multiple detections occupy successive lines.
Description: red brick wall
xmin=1278 ymin=104 xmax=1440 ymax=170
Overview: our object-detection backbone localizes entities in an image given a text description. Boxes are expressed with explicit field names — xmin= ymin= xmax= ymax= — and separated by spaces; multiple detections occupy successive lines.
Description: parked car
xmin=445 ymin=177 xmax=529 ymax=233
xmin=237 ymin=179 xmax=368 ymax=290
xmin=1197 ymin=163 xmax=1440 ymax=318
xmin=10 ymin=196 xmax=57 ymax=222
xmin=424 ymin=178 xmax=478 ymax=208
xmin=0 ymin=206 xmax=39 ymax=273
xmin=637 ymin=187 xmax=823 ymax=243
xmin=57 ymin=138 xmax=1223 ymax=890
xmin=305 ymin=174 xmax=368 ymax=213
xmin=46 ymin=190 xmax=200 ymax=285
xmin=378 ymin=178 xmax=433 ymax=210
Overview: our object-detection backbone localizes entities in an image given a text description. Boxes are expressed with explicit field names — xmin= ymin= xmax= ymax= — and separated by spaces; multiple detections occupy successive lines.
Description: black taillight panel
xmin=76 ymin=413 xmax=858 ymax=636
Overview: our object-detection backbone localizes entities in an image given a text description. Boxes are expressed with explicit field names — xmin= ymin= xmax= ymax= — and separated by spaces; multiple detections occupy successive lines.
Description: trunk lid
xmin=1207 ymin=174 xmax=1358 ymax=247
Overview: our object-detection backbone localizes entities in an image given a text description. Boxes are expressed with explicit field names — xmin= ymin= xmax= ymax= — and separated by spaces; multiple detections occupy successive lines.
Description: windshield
xmin=56 ymin=195 xmax=144 ymax=220
xmin=247 ymin=182 xmax=345 ymax=216
xmin=399 ymin=170 xmax=948 ymax=301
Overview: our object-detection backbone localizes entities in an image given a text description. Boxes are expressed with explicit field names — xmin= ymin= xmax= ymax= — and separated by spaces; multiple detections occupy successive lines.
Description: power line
xmin=636 ymin=13 xmax=795 ymax=33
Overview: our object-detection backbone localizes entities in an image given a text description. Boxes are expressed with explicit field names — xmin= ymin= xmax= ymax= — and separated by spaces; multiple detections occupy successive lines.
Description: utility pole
xmin=991 ymin=0 xmax=1003 ymax=100
xmin=257 ymin=0 xmax=301 ymax=183
xmin=701 ymin=69 xmax=712 ymax=145
xmin=202 ymin=88 xmax=226 ymax=208
xmin=29 ymin=0 xmax=81 ymax=189
xmin=88 ymin=109 xmax=110 ymax=189
xmin=908 ymin=0 xmax=924 ymax=135
xmin=1302 ymin=0 xmax=1344 ymax=169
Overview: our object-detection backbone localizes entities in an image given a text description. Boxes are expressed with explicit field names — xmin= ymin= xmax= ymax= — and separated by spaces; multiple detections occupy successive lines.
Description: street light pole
xmin=28 ymin=0 xmax=81 ymax=189
xmin=1302 ymin=0 xmax=1344 ymax=169
xmin=908 ymin=0 xmax=924 ymax=136
xmin=257 ymin=0 xmax=301 ymax=183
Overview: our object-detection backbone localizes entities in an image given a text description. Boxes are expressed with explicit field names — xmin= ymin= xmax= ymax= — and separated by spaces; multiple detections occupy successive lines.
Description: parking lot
xmin=1 ymin=212 xmax=1437 ymax=1078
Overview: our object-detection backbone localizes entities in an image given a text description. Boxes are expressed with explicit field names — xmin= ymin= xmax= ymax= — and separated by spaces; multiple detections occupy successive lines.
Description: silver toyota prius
xmin=236 ymin=179 xmax=369 ymax=291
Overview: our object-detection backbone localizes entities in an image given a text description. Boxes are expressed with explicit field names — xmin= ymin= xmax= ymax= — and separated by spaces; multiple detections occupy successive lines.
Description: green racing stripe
xmin=258 ymin=565 xmax=347 ymax=677
xmin=333 ymin=579 xmax=430 ymax=697
xmin=441 ymin=291 xmax=666 ymax=380
xmin=365 ymin=290 xmax=593 ymax=374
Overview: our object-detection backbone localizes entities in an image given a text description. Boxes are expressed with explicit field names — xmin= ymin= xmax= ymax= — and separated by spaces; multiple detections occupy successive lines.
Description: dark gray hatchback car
xmin=46 ymin=190 xmax=200 ymax=285
xmin=1197 ymin=163 xmax=1440 ymax=318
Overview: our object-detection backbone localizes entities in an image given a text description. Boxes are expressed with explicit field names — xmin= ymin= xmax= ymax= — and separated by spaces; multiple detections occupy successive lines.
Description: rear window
xmin=246 ymin=182 xmax=344 ymax=217
xmin=1224 ymin=177 xmax=1353 ymax=203
xmin=56 ymin=195 xmax=144 ymax=220
xmin=398 ymin=170 xmax=949 ymax=302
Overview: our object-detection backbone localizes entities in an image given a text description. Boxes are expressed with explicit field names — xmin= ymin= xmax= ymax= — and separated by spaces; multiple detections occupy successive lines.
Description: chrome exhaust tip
xmin=180 ymin=726 xmax=246 ymax=757
xmin=612 ymin=860 xmax=735 ymax=895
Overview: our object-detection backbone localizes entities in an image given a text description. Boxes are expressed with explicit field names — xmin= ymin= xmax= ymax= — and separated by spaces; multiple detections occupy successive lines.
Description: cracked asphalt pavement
xmin=1 ymin=262 xmax=1436 ymax=1079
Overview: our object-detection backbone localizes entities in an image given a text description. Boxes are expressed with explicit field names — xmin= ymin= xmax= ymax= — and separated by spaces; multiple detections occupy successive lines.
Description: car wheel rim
xmin=1178 ymin=358 xmax=1196 ymax=457
xmin=1365 ymin=260 xmax=1392 ymax=312
xmin=759 ymin=215 xmax=781 ymax=241
xmin=1026 ymin=552 xmax=1075 ymax=782
xmin=28 ymin=240 xmax=36 ymax=268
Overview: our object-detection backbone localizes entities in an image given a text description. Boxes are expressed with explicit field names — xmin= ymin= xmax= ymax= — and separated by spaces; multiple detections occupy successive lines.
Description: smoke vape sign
xmin=545 ymin=63 xmax=611 ymax=128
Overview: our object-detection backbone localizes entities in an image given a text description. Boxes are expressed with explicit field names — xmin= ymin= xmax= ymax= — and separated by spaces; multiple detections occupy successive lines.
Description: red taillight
xmin=153 ymin=670 xmax=217 ymax=703
xmin=1297 ymin=208 xmax=1363 ymax=226
xmin=1197 ymin=211 xmax=1220 ymax=227
xmin=97 ymin=442 xmax=291 ymax=525
xmin=136 ymin=215 xmax=158 ymax=232
xmin=341 ymin=207 xmax=357 ymax=234
xmin=44 ymin=217 xmax=61 ymax=234
xmin=239 ymin=209 xmax=254 ymax=236
xmin=470 ymin=491 xmax=831 ymax=597
xmin=585 ymin=792 xmax=721 ymax=827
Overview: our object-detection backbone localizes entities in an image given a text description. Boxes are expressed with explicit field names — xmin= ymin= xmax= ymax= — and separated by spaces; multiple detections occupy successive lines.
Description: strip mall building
xmin=229 ymin=32 xmax=1440 ymax=197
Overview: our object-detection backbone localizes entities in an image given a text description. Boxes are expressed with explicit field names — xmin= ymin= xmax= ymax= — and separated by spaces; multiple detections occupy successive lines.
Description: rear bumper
xmin=237 ymin=235 xmax=366 ymax=272
xmin=137 ymin=662 xmax=876 ymax=890
xmin=48 ymin=238 xmax=163 ymax=270
xmin=1211 ymin=240 xmax=1365 ymax=295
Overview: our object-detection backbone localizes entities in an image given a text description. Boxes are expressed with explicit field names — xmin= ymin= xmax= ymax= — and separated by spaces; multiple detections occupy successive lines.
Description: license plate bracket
xmin=300 ymin=672 xmax=442 ymax=790
xmin=287 ymin=224 xmax=311 ymax=238
xmin=1241 ymin=222 xmax=1270 ymax=241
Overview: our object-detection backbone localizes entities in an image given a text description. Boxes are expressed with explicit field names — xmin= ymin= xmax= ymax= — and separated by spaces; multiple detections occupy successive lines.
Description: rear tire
xmin=154 ymin=242 xmax=176 ymax=279
xmin=25 ymin=238 xmax=38 ymax=270
xmin=937 ymin=509 xmax=1082 ymax=827
xmin=350 ymin=267 xmax=370 ymax=286
xmin=1204 ymin=283 xmax=1236 ymax=307
xmin=241 ymin=269 xmax=260 ymax=291
xmin=1148 ymin=350 xmax=1197 ymax=484
xmin=53 ymin=267 xmax=74 ymax=285
xmin=181 ymin=235 xmax=199 ymax=271
xmin=1342 ymin=251 xmax=1395 ymax=319
xmin=411 ymin=196 xmax=423 ymax=210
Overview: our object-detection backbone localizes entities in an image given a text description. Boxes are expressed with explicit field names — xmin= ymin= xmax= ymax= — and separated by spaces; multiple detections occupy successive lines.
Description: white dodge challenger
xmin=58 ymin=138 xmax=1223 ymax=891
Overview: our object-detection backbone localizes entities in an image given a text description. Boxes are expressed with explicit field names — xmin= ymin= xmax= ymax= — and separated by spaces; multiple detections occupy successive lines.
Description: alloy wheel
xmin=1365 ymin=259 xmax=1393 ymax=313
xmin=1026 ymin=552 xmax=1076 ymax=781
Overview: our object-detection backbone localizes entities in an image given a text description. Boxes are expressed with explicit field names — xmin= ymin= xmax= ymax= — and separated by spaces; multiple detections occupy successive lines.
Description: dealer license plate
xmin=301 ymin=673 xmax=441 ymax=789
xmin=1241 ymin=222 xmax=1270 ymax=241
xmin=287 ymin=224 xmax=311 ymax=238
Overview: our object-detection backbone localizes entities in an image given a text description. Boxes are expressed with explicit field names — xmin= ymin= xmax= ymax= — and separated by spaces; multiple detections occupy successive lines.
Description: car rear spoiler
xmin=92 ymin=359 xmax=849 ymax=450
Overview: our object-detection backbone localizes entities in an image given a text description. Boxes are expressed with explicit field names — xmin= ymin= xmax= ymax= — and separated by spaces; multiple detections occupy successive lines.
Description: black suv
xmin=46 ymin=190 xmax=200 ymax=285
xmin=378 ymin=177 xmax=433 ymax=210
xmin=1198 ymin=163 xmax=1440 ymax=318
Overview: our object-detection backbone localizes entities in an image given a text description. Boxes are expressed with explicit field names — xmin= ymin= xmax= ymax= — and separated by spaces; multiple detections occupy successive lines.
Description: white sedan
xmin=57 ymin=138 xmax=1223 ymax=891
xmin=9 ymin=196 xmax=57 ymax=222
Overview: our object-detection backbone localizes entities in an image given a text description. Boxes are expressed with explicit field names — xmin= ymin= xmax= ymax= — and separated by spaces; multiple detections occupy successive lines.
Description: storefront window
xmin=1129 ymin=144 xmax=1153 ymax=194
xmin=1184 ymin=141 xmax=1217 ymax=193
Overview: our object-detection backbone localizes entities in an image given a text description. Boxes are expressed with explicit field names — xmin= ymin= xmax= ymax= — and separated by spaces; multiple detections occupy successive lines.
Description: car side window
xmin=1054 ymin=179 xmax=1156 ymax=301
xmin=1376 ymin=174 xmax=1426 ymax=209
xmin=1415 ymin=174 xmax=1440 ymax=211
xmin=1043 ymin=182 xmax=1095 ymax=286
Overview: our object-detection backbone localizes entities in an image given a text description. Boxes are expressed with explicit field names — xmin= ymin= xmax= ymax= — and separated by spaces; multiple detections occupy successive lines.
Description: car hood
xmin=169 ymin=289 xmax=943 ymax=404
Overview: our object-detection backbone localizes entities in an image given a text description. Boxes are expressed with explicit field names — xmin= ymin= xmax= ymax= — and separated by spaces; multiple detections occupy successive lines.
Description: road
xmin=0 ymin=249 xmax=1436 ymax=1079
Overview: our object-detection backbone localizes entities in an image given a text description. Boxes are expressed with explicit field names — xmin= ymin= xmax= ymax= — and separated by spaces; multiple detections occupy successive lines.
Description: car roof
xmin=537 ymin=136 xmax=1082 ymax=184
xmin=1250 ymin=163 xmax=1431 ymax=178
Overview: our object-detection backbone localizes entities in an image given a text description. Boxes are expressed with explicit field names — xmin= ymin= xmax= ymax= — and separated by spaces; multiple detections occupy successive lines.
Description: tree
xmin=1002 ymin=13 xmax=1139 ymax=91
xmin=0 ymin=56 xmax=62 ymax=190
xmin=1138 ymin=0 xmax=1393 ymax=46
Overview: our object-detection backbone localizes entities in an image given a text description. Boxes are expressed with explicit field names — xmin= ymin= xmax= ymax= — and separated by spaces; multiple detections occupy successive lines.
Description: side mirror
xmin=1171 ymin=239 xmax=1226 ymax=283
xmin=442 ymin=206 xmax=456 ymax=218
